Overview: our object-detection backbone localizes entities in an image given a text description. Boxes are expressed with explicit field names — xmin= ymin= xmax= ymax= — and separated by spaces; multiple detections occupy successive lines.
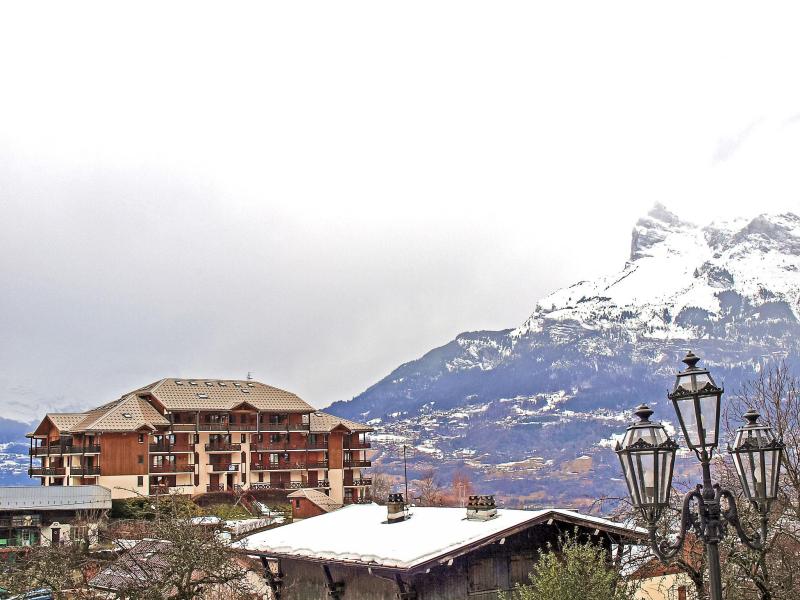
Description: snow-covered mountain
xmin=329 ymin=206 xmax=800 ymax=507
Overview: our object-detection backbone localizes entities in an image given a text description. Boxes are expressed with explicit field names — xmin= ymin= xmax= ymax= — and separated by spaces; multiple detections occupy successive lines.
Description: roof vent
xmin=241 ymin=389 xmax=250 ymax=394
xmin=122 ymin=413 xmax=132 ymax=419
xmin=175 ymin=380 xmax=184 ymax=386
xmin=189 ymin=381 xmax=197 ymax=386
xmin=247 ymin=382 xmax=255 ymax=387
xmin=387 ymin=493 xmax=408 ymax=524
xmin=466 ymin=495 xmax=497 ymax=521
xmin=233 ymin=382 xmax=242 ymax=387
xmin=197 ymin=393 xmax=209 ymax=399
xmin=218 ymin=381 xmax=227 ymax=387
xmin=205 ymin=382 xmax=214 ymax=387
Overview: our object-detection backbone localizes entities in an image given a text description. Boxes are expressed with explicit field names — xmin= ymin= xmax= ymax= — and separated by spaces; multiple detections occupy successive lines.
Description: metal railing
xmin=149 ymin=463 xmax=194 ymax=474
xmin=150 ymin=443 xmax=194 ymax=453
xmin=71 ymin=466 xmax=101 ymax=476
xmin=207 ymin=463 xmax=240 ymax=473
xmin=343 ymin=460 xmax=372 ymax=468
xmin=28 ymin=467 xmax=66 ymax=476
xmin=249 ymin=463 xmax=307 ymax=471
xmin=204 ymin=443 xmax=242 ymax=452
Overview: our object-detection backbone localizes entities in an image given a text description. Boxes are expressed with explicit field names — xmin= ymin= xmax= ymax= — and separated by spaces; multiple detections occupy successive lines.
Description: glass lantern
xmin=616 ymin=404 xmax=678 ymax=523
xmin=668 ymin=352 xmax=722 ymax=452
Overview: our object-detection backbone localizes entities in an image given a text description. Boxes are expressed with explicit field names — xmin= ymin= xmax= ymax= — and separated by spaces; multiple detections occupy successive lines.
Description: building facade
xmin=27 ymin=379 xmax=373 ymax=502
xmin=0 ymin=485 xmax=111 ymax=548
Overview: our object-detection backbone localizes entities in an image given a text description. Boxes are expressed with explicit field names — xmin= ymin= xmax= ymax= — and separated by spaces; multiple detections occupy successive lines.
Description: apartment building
xmin=27 ymin=379 xmax=373 ymax=502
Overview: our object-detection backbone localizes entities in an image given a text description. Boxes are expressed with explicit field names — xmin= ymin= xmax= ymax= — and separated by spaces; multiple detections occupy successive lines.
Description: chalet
xmin=238 ymin=495 xmax=646 ymax=600
xmin=287 ymin=488 xmax=343 ymax=520
xmin=27 ymin=378 xmax=372 ymax=502
xmin=0 ymin=485 xmax=111 ymax=548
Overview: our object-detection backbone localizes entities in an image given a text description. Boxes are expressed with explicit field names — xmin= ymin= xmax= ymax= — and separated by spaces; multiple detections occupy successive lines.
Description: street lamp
xmin=615 ymin=352 xmax=785 ymax=600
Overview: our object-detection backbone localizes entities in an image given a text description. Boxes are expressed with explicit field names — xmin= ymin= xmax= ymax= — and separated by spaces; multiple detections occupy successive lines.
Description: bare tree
xmin=415 ymin=468 xmax=445 ymax=506
xmin=370 ymin=471 xmax=392 ymax=504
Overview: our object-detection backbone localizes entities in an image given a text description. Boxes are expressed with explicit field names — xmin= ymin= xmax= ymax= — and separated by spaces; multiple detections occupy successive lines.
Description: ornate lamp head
xmin=616 ymin=404 xmax=678 ymax=524
xmin=729 ymin=409 xmax=784 ymax=509
xmin=668 ymin=352 xmax=723 ymax=454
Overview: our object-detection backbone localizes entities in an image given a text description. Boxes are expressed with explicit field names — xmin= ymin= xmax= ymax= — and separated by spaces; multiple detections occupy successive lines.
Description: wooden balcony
xmin=71 ymin=466 xmax=101 ymax=476
xmin=345 ymin=478 xmax=373 ymax=486
xmin=306 ymin=461 xmax=329 ymax=469
xmin=250 ymin=443 xmax=288 ymax=452
xmin=150 ymin=443 xmax=194 ymax=453
xmin=229 ymin=423 xmax=257 ymax=431
xmin=343 ymin=460 xmax=372 ymax=468
xmin=287 ymin=423 xmax=310 ymax=432
xmin=149 ymin=463 xmax=194 ymax=474
xmin=248 ymin=481 xmax=322 ymax=491
xmin=346 ymin=442 xmax=372 ymax=450
xmin=29 ymin=444 xmax=101 ymax=456
xmin=249 ymin=462 xmax=308 ymax=472
xmin=28 ymin=467 xmax=66 ymax=477
xmin=198 ymin=423 xmax=230 ymax=432
xmin=207 ymin=462 xmax=240 ymax=473
xmin=170 ymin=424 xmax=197 ymax=432
xmin=204 ymin=443 xmax=242 ymax=453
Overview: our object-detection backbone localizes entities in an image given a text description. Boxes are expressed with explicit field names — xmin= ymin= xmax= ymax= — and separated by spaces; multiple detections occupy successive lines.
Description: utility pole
xmin=403 ymin=445 xmax=409 ymax=504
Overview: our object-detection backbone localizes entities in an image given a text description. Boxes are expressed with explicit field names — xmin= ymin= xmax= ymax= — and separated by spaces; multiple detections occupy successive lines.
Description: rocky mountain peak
xmin=630 ymin=203 xmax=695 ymax=261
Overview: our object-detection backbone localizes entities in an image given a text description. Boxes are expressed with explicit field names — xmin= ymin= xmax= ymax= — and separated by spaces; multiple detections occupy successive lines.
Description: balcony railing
xmin=248 ymin=481 xmax=320 ymax=490
xmin=150 ymin=485 xmax=194 ymax=496
xmin=346 ymin=442 xmax=372 ymax=450
xmin=198 ymin=423 xmax=230 ymax=432
xmin=229 ymin=423 xmax=257 ymax=431
xmin=260 ymin=421 xmax=288 ymax=431
xmin=28 ymin=467 xmax=66 ymax=476
xmin=149 ymin=443 xmax=194 ymax=453
xmin=204 ymin=443 xmax=242 ymax=452
xmin=347 ymin=478 xmax=373 ymax=486
xmin=306 ymin=461 xmax=329 ymax=469
xmin=206 ymin=484 xmax=228 ymax=493
xmin=170 ymin=424 xmax=197 ymax=432
xmin=29 ymin=444 xmax=101 ymax=456
xmin=149 ymin=463 xmax=194 ymax=474
xmin=344 ymin=497 xmax=373 ymax=505
xmin=249 ymin=462 xmax=307 ymax=471
xmin=250 ymin=443 xmax=288 ymax=452
xmin=287 ymin=423 xmax=310 ymax=431
xmin=343 ymin=460 xmax=372 ymax=468
xmin=207 ymin=463 xmax=240 ymax=473
xmin=71 ymin=466 xmax=101 ymax=476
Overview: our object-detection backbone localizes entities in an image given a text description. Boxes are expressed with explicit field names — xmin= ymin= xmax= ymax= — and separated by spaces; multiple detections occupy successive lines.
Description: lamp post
xmin=616 ymin=352 xmax=784 ymax=600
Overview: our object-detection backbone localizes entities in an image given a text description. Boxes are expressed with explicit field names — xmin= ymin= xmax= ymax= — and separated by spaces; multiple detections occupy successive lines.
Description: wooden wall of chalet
xmin=291 ymin=498 xmax=327 ymax=520
xmin=328 ymin=432 xmax=344 ymax=469
xmin=100 ymin=432 xmax=148 ymax=475
xmin=272 ymin=521 xmax=614 ymax=600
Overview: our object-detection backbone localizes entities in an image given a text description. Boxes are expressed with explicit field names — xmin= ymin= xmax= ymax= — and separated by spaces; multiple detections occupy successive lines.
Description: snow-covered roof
xmin=0 ymin=485 xmax=112 ymax=511
xmin=237 ymin=504 xmax=645 ymax=571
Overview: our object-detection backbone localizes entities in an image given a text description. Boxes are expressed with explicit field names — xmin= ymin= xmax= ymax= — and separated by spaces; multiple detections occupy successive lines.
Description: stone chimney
xmin=466 ymin=495 xmax=497 ymax=521
xmin=387 ymin=493 xmax=408 ymax=524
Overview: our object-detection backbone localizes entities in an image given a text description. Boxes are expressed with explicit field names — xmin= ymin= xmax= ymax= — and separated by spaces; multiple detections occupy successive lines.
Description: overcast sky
xmin=2 ymin=2 xmax=800 ymax=422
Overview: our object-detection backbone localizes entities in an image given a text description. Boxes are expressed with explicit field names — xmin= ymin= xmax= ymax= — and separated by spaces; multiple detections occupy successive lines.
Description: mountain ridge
xmin=328 ymin=205 xmax=800 ymax=506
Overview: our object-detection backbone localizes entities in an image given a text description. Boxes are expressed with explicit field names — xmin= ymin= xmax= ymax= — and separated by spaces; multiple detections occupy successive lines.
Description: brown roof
xmin=73 ymin=394 xmax=170 ymax=432
xmin=148 ymin=379 xmax=315 ymax=413
xmin=43 ymin=413 xmax=89 ymax=433
xmin=287 ymin=489 xmax=343 ymax=513
xmin=310 ymin=412 xmax=373 ymax=433
xmin=89 ymin=538 xmax=171 ymax=591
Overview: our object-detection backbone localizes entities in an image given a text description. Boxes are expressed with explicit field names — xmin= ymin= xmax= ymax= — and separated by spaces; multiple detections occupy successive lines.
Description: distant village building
xmin=287 ymin=488 xmax=343 ymax=520
xmin=27 ymin=379 xmax=373 ymax=502
xmin=0 ymin=485 xmax=111 ymax=548
xmin=238 ymin=496 xmax=645 ymax=600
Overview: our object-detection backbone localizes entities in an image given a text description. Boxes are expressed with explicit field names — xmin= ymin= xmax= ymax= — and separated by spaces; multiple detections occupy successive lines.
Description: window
xmin=138 ymin=434 xmax=144 ymax=444
xmin=138 ymin=455 xmax=144 ymax=464
xmin=294 ymin=498 xmax=301 ymax=509
xmin=269 ymin=453 xmax=279 ymax=466
xmin=241 ymin=434 xmax=246 ymax=443
xmin=71 ymin=525 xmax=88 ymax=542
xmin=137 ymin=476 xmax=144 ymax=487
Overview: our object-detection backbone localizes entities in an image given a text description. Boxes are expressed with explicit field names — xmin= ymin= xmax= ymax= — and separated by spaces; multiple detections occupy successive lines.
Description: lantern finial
xmin=682 ymin=351 xmax=700 ymax=370
xmin=743 ymin=409 xmax=760 ymax=426
xmin=634 ymin=404 xmax=654 ymax=423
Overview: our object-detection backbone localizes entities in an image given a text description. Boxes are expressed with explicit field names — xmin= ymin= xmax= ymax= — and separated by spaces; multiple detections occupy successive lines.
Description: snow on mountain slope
xmin=329 ymin=205 xmax=800 ymax=506
xmin=514 ymin=205 xmax=800 ymax=341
